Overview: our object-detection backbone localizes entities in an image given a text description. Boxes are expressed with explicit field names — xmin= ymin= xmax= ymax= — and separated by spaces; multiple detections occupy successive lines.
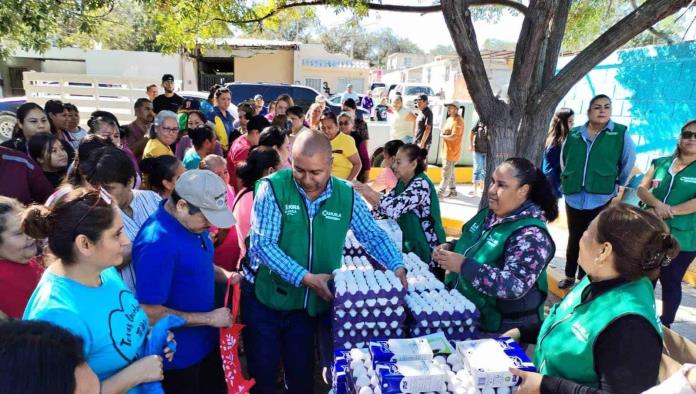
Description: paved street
xmin=439 ymin=183 xmax=696 ymax=343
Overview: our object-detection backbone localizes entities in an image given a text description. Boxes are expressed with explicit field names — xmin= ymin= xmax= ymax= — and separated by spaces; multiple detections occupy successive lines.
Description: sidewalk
xmin=439 ymin=183 xmax=696 ymax=342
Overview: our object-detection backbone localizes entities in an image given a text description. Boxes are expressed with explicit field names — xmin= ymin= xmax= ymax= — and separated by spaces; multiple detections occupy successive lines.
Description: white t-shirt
xmin=67 ymin=127 xmax=88 ymax=151
xmin=389 ymin=107 xmax=415 ymax=140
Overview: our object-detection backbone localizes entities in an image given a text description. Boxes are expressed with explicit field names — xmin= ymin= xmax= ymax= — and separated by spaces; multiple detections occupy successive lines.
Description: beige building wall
xmin=302 ymin=67 xmax=370 ymax=94
xmin=233 ymin=50 xmax=294 ymax=83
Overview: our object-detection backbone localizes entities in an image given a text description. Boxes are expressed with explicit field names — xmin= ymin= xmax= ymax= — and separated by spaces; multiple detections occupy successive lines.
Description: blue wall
xmin=558 ymin=41 xmax=696 ymax=169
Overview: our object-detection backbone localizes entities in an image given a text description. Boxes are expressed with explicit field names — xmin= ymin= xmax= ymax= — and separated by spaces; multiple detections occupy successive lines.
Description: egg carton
xmin=333 ymin=348 xmax=492 ymax=394
xmin=410 ymin=326 xmax=478 ymax=342
xmin=333 ymin=268 xmax=407 ymax=307
xmin=333 ymin=305 xmax=407 ymax=325
xmin=334 ymin=295 xmax=404 ymax=311
xmin=333 ymin=328 xmax=406 ymax=352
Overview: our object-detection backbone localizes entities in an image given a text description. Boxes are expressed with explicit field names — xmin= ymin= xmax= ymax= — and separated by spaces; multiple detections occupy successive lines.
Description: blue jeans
xmin=473 ymin=152 xmax=486 ymax=182
xmin=241 ymin=281 xmax=316 ymax=394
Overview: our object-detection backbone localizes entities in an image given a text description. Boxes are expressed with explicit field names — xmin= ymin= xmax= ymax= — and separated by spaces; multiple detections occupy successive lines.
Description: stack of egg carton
xmin=332 ymin=254 xmax=407 ymax=350
xmin=402 ymin=253 xmax=479 ymax=340
xmin=332 ymin=338 xmax=508 ymax=394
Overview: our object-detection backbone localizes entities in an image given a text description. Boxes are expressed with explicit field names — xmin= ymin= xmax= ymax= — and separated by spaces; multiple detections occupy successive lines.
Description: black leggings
xmin=564 ymin=202 xmax=609 ymax=279
xmin=659 ymin=250 xmax=696 ymax=327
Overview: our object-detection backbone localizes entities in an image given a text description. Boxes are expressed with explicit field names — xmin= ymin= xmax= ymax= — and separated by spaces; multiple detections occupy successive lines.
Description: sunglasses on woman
xmin=71 ymin=188 xmax=113 ymax=240
xmin=681 ymin=131 xmax=696 ymax=140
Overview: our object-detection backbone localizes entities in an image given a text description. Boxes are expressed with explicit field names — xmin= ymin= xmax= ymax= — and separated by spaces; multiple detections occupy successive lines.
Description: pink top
xmin=212 ymin=184 xmax=241 ymax=271
xmin=227 ymin=136 xmax=253 ymax=192
xmin=373 ymin=167 xmax=398 ymax=191
xmin=232 ymin=188 xmax=254 ymax=265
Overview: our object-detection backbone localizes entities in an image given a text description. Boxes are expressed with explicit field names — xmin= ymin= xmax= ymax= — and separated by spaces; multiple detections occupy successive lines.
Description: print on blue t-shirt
xmin=24 ymin=267 xmax=148 ymax=392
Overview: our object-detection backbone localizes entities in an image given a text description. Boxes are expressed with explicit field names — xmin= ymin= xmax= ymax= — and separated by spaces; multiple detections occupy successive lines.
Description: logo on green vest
xmin=605 ymin=131 xmax=618 ymax=136
xmin=321 ymin=210 xmax=342 ymax=221
xmin=571 ymin=321 xmax=589 ymax=343
xmin=681 ymin=177 xmax=696 ymax=184
xmin=469 ymin=222 xmax=480 ymax=234
xmin=284 ymin=204 xmax=301 ymax=216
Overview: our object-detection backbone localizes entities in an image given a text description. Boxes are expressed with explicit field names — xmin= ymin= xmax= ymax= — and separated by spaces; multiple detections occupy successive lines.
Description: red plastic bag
xmin=220 ymin=278 xmax=255 ymax=394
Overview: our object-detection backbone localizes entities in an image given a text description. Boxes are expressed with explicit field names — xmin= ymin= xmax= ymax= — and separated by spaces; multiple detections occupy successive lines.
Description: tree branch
xmin=538 ymin=0 xmax=691 ymax=110
xmin=630 ymin=0 xmax=674 ymax=44
xmin=507 ymin=0 xmax=554 ymax=111
xmin=216 ymin=0 xmax=528 ymax=25
xmin=539 ymin=0 xmax=571 ymax=89
xmin=441 ymin=0 xmax=504 ymax=124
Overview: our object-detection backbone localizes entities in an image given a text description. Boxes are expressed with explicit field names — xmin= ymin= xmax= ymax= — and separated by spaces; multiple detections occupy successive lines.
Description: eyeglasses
xmin=71 ymin=188 xmax=113 ymax=240
xmin=160 ymin=127 xmax=179 ymax=134
xmin=681 ymin=131 xmax=696 ymax=140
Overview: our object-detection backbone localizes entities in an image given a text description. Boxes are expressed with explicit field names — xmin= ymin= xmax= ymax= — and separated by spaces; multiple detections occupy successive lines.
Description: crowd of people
xmin=0 ymin=69 xmax=694 ymax=394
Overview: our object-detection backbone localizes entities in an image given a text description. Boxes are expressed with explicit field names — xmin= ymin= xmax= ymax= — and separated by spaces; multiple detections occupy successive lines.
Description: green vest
xmin=561 ymin=123 xmax=627 ymax=195
xmin=534 ymin=276 xmax=662 ymax=387
xmin=253 ymin=169 xmax=353 ymax=316
xmin=393 ymin=173 xmax=446 ymax=264
xmin=644 ymin=156 xmax=696 ymax=251
xmin=444 ymin=208 xmax=553 ymax=333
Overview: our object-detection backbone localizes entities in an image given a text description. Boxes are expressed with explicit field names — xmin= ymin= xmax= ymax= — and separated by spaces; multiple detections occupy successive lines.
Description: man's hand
xmin=206 ymin=307 xmax=233 ymax=328
xmin=394 ymin=267 xmax=408 ymax=289
xmin=432 ymin=248 xmax=465 ymax=274
xmin=301 ymin=272 xmax=334 ymax=301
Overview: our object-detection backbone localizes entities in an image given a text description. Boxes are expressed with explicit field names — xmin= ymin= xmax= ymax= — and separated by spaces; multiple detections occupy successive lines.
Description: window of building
xmin=305 ymin=78 xmax=322 ymax=92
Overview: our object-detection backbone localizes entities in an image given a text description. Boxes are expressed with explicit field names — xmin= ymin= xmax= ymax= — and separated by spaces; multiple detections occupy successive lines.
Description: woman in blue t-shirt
xmin=23 ymin=188 xmax=172 ymax=394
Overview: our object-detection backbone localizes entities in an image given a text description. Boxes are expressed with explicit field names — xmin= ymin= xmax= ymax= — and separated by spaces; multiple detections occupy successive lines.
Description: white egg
xmin=355 ymin=374 xmax=370 ymax=388
xmin=358 ymin=387 xmax=373 ymax=394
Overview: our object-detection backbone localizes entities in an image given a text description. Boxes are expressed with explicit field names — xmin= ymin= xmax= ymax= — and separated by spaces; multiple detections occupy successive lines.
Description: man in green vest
xmin=242 ymin=130 xmax=407 ymax=394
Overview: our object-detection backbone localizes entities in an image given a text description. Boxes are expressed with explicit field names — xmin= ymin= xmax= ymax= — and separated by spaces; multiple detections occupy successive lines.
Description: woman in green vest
xmin=637 ymin=119 xmax=696 ymax=328
xmin=355 ymin=144 xmax=446 ymax=278
xmin=506 ymin=204 xmax=678 ymax=394
xmin=433 ymin=158 xmax=558 ymax=334
xmin=559 ymin=94 xmax=636 ymax=290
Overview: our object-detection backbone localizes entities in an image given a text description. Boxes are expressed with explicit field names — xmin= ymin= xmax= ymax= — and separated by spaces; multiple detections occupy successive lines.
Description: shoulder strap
xmin=232 ymin=188 xmax=253 ymax=211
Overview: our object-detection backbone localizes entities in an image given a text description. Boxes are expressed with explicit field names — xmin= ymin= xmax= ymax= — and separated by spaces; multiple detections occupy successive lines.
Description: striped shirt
xmin=118 ymin=189 xmax=162 ymax=293
xmin=246 ymin=177 xmax=403 ymax=286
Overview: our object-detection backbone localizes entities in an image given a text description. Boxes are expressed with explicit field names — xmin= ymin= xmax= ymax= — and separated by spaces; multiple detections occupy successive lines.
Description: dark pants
xmin=659 ymin=250 xmax=696 ymax=327
xmin=565 ymin=202 xmax=608 ymax=279
xmin=241 ymin=281 xmax=316 ymax=394
xmin=162 ymin=348 xmax=226 ymax=394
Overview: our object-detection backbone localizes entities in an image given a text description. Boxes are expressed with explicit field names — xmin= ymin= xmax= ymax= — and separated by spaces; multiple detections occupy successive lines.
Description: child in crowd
xmin=27 ymin=132 xmax=69 ymax=188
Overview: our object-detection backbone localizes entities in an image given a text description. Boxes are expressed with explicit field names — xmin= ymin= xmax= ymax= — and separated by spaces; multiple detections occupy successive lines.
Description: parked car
xmin=369 ymin=82 xmax=386 ymax=91
xmin=326 ymin=94 xmax=369 ymax=118
xmin=180 ymin=91 xmax=238 ymax=120
xmin=388 ymin=84 xmax=438 ymax=109
xmin=0 ymin=97 xmax=27 ymax=143
xmin=223 ymin=82 xmax=320 ymax=112
xmin=366 ymin=99 xmax=478 ymax=166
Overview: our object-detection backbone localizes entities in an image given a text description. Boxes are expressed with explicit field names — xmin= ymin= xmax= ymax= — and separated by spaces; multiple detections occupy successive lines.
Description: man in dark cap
xmin=153 ymin=73 xmax=184 ymax=114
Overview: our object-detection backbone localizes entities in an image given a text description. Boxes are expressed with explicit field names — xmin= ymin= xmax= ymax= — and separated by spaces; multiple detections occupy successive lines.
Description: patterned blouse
xmin=373 ymin=176 xmax=440 ymax=254
xmin=458 ymin=202 xmax=555 ymax=300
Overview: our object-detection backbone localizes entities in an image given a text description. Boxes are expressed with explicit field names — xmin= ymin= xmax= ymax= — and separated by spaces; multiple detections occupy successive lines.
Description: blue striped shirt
xmin=561 ymin=120 xmax=636 ymax=210
xmin=119 ymin=190 xmax=162 ymax=293
xmin=246 ymin=177 xmax=404 ymax=286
